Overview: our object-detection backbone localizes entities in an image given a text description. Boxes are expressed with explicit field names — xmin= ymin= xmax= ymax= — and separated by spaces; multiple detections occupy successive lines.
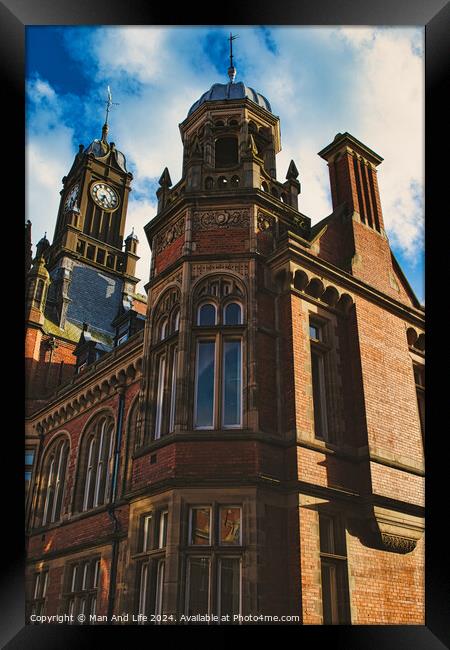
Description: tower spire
xmin=227 ymin=32 xmax=238 ymax=83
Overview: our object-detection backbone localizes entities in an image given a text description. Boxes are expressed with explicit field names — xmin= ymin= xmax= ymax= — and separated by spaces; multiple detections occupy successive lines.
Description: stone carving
xmin=257 ymin=211 xmax=276 ymax=232
xmin=154 ymin=217 xmax=185 ymax=254
xmin=381 ymin=533 xmax=417 ymax=554
xmin=151 ymin=270 xmax=183 ymax=301
xmin=153 ymin=287 xmax=181 ymax=320
xmin=191 ymin=262 xmax=249 ymax=280
xmin=193 ymin=209 xmax=249 ymax=231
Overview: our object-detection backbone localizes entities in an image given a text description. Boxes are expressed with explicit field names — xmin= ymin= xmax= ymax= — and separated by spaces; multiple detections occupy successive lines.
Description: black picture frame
xmin=5 ymin=0 xmax=449 ymax=647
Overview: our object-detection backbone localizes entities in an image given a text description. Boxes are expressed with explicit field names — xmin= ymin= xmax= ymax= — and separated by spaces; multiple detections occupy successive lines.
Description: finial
xmin=102 ymin=86 xmax=119 ymax=142
xmin=228 ymin=32 xmax=238 ymax=83
xmin=286 ymin=160 xmax=299 ymax=180
xmin=158 ymin=167 xmax=172 ymax=188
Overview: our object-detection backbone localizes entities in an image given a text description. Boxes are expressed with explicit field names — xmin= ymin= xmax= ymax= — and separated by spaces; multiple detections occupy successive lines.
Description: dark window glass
xmin=321 ymin=562 xmax=339 ymax=624
xmin=187 ymin=558 xmax=210 ymax=616
xmin=218 ymin=558 xmax=240 ymax=619
xmin=224 ymin=303 xmax=242 ymax=325
xmin=311 ymin=351 xmax=326 ymax=439
xmin=198 ymin=304 xmax=216 ymax=326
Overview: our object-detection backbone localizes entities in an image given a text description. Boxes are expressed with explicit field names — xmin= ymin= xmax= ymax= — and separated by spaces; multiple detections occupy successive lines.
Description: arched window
xmin=205 ymin=177 xmax=214 ymax=190
xmin=261 ymin=181 xmax=269 ymax=193
xmin=159 ymin=318 xmax=168 ymax=341
xmin=149 ymin=289 xmax=181 ymax=442
xmin=224 ymin=302 xmax=242 ymax=325
xmin=197 ymin=303 xmax=217 ymax=326
xmin=171 ymin=309 xmax=180 ymax=334
xmin=80 ymin=416 xmax=115 ymax=512
xmin=40 ymin=437 xmax=69 ymax=526
xmin=193 ymin=277 xmax=245 ymax=430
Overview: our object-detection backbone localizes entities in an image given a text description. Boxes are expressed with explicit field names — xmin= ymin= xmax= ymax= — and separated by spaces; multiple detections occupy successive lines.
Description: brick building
xmin=25 ymin=65 xmax=425 ymax=624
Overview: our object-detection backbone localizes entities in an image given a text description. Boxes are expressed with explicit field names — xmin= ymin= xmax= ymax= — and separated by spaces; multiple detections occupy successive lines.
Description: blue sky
xmin=26 ymin=26 xmax=424 ymax=302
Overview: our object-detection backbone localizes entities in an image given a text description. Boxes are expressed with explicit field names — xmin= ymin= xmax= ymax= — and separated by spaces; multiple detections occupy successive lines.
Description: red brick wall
xmin=354 ymin=295 xmax=423 ymax=469
xmin=193 ymin=228 xmax=249 ymax=255
xmin=154 ymin=236 xmax=184 ymax=274
xmin=347 ymin=534 xmax=424 ymax=624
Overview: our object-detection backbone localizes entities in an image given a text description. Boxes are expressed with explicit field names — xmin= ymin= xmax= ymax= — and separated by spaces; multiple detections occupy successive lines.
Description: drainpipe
xmin=107 ymin=384 xmax=126 ymax=620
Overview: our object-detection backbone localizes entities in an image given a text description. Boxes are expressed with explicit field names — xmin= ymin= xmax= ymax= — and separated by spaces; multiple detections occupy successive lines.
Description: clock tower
xmin=44 ymin=117 xmax=139 ymax=338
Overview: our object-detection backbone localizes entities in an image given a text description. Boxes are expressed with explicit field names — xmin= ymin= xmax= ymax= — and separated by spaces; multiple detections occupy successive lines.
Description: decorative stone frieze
xmin=191 ymin=262 xmax=249 ymax=280
xmin=381 ymin=533 xmax=417 ymax=554
xmin=154 ymin=217 xmax=185 ymax=254
xmin=192 ymin=208 xmax=250 ymax=230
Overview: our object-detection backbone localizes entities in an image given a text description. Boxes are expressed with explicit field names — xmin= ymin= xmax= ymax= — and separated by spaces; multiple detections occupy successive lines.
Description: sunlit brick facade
xmin=25 ymin=75 xmax=425 ymax=625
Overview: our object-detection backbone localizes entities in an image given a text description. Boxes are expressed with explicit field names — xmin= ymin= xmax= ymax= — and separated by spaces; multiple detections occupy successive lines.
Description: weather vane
xmin=228 ymin=32 xmax=239 ymax=83
xmin=104 ymin=86 xmax=119 ymax=125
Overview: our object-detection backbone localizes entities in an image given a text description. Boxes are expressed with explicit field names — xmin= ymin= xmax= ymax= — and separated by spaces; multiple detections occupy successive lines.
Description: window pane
xmin=218 ymin=558 xmax=241 ymax=619
xmin=224 ymin=303 xmax=242 ymax=325
xmin=310 ymin=324 xmax=321 ymax=340
xmin=34 ymin=574 xmax=41 ymax=599
xmin=319 ymin=515 xmax=336 ymax=554
xmin=142 ymin=515 xmax=152 ymax=552
xmin=198 ymin=304 xmax=216 ymax=326
xmin=223 ymin=341 xmax=242 ymax=427
xmin=42 ymin=572 xmax=48 ymax=598
xmin=158 ymin=510 xmax=168 ymax=548
xmin=187 ymin=558 xmax=210 ymax=616
xmin=190 ymin=507 xmax=211 ymax=545
xmin=155 ymin=560 xmax=165 ymax=617
xmin=169 ymin=349 xmax=177 ymax=433
xmin=160 ymin=318 xmax=168 ymax=341
xmin=71 ymin=566 xmax=78 ymax=593
xmin=195 ymin=342 xmax=215 ymax=427
xmin=311 ymin=351 xmax=327 ymax=439
xmin=25 ymin=450 xmax=35 ymax=466
xmin=93 ymin=560 xmax=100 ymax=588
xmin=155 ymin=356 xmax=166 ymax=439
xmin=321 ymin=562 xmax=339 ymax=624
xmin=220 ymin=507 xmax=241 ymax=545
xmin=138 ymin=563 xmax=148 ymax=616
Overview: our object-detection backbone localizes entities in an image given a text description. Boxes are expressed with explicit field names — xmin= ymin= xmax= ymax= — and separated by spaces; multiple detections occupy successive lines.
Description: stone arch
xmin=306 ymin=277 xmax=325 ymax=299
xmin=322 ymin=285 xmax=340 ymax=307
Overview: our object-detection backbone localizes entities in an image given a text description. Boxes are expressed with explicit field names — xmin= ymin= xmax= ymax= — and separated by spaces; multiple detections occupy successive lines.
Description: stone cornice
xmin=270 ymin=235 xmax=425 ymax=327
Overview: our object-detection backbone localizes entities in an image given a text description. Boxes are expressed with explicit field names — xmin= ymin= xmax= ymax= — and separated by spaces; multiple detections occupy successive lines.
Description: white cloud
xmin=330 ymin=27 xmax=424 ymax=261
xmin=26 ymin=77 xmax=75 ymax=249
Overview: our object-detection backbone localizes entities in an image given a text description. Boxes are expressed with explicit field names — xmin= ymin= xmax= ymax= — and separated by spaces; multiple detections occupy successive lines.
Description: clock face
xmin=90 ymin=182 xmax=119 ymax=211
xmin=64 ymin=183 xmax=79 ymax=212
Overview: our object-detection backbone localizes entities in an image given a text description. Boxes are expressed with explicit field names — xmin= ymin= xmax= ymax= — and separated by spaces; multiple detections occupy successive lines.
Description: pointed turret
xmin=284 ymin=159 xmax=301 ymax=209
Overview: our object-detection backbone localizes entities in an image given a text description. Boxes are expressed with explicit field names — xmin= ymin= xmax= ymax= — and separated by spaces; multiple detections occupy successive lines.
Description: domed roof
xmin=84 ymin=138 xmax=128 ymax=173
xmin=187 ymin=81 xmax=272 ymax=116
